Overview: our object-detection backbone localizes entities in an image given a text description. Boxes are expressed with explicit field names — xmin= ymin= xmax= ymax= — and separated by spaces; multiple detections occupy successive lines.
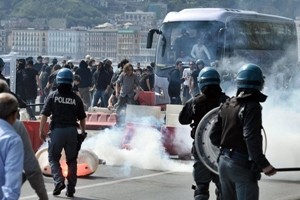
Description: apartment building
xmin=117 ymin=28 xmax=141 ymax=62
xmin=115 ymin=11 xmax=156 ymax=28
xmin=9 ymin=29 xmax=47 ymax=56
xmin=48 ymin=27 xmax=87 ymax=59
xmin=0 ymin=29 xmax=8 ymax=54
xmin=87 ymin=24 xmax=118 ymax=61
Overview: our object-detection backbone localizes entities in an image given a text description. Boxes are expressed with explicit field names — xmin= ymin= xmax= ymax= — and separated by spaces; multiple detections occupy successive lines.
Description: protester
xmin=0 ymin=92 xmax=24 ymax=200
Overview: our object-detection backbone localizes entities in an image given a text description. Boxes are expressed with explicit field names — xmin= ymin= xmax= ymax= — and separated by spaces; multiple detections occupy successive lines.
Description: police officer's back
xmin=210 ymin=64 xmax=276 ymax=200
xmin=179 ymin=67 xmax=228 ymax=200
xmin=39 ymin=68 xmax=86 ymax=198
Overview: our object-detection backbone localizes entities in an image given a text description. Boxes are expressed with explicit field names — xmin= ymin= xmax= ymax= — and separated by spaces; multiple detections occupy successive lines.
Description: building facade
xmin=87 ymin=26 xmax=118 ymax=61
xmin=9 ymin=29 xmax=47 ymax=57
xmin=48 ymin=28 xmax=87 ymax=59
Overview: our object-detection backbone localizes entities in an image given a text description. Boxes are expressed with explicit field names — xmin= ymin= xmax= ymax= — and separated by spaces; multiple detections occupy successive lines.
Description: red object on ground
xmin=160 ymin=125 xmax=192 ymax=159
xmin=138 ymin=91 xmax=155 ymax=106
xmin=22 ymin=120 xmax=49 ymax=152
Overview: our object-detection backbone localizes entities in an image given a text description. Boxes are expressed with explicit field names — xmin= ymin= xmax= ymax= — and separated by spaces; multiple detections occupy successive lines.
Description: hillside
xmin=0 ymin=0 xmax=300 ymax=28
xmin=0 ymin=0 xmax=107 ymax=27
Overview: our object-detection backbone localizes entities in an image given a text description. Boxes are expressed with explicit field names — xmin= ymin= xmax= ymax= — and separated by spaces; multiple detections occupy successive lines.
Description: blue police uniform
xmin=41 ymin=85 xmax=86 ymax=196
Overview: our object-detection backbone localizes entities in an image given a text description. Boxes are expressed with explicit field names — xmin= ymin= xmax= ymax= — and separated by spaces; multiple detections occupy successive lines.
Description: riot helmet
xmin=197 ymin=67 xmax=220 ymax=91
xmin=236 ymin=63 xmax=264 ymax=91
xmin=56 ymin=68 xmax=73 ymax=85
xmin=0 ymin=58 xmax=4 ymax=72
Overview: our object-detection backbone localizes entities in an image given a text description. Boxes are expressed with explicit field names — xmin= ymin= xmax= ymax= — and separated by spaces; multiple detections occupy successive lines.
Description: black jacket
xmin=179 ymin=85 xmax=228 ymax=139
xmin=210 ymin=90 xmax=270 ymax=170
xmin=75 ymin=60 xmax=92 ymax=88
xmin=168 ymin=68 xmax=183 ymax=97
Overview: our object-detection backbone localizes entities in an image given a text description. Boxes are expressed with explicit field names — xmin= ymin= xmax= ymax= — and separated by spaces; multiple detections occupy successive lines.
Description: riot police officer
xmin=39 ymin=68 xmax=86 ymax=197
xmin=210 ymin=64 xmax=277 ymax=200
xmin=179 ymin=67 xmax=228 ymax=200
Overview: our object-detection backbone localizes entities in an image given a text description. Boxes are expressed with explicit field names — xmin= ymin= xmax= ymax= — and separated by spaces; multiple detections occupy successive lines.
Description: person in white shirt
xmin=191 ymin=38 xmax=211 ymax=62
xmin=182 ymin=61 xmax=195 ymax=104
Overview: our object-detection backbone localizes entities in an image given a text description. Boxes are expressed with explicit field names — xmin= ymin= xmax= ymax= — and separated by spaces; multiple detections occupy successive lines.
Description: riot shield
xmin=194 ymin=107 xmax=267 ymax=175
xmin=194 ymin=107 xmax=220 ymax=174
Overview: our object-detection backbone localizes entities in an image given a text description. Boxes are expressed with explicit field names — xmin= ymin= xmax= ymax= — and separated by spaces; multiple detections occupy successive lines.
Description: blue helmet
xmin=197 ymin=67 xmax=220 ymax=90
xmin=236 ymin=63 xmax=264 ymax=91
xmin=56 ymin=68 xmax=73 ymax=85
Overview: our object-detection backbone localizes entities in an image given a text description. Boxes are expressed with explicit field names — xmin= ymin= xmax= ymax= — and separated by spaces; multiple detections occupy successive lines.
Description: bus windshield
xmin=155 ymin=21 xmax=224 ymax=69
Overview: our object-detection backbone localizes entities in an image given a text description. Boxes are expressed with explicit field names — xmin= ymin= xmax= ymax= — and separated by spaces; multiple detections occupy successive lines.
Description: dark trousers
xmin=192 ymin=142 xmax=221 ymax=200
xmin=170 ymin=96 xmax=182 ymax=104
xmin=48 ymin=127 xmax=78 ymax=190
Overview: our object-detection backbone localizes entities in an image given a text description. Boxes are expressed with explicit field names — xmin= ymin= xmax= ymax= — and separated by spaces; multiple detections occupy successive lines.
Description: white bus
xmin=147 ymin=8 xmax=298 ymax=105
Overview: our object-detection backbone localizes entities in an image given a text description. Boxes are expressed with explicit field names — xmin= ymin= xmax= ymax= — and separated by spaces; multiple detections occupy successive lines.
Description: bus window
xmin=229 ymin=20 xmax=296 ymax=51
xmin=156 ymin=21 xmax=224 ymax=70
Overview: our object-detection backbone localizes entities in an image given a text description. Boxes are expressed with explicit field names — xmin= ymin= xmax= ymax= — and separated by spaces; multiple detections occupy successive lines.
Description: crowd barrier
xmin=22 ymin=120 xmax=49 ymax=152
xmin=85 ymin=112 xmax=117 ymax=130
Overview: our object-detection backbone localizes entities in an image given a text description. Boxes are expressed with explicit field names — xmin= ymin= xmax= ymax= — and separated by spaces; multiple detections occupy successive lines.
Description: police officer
xmin=39 ymin=68 xmax=86 ymax=197
xmin=179 ymin=67 xmax=228 ymax=200
xmin=210 ymin=64 xmax=277 ymax=200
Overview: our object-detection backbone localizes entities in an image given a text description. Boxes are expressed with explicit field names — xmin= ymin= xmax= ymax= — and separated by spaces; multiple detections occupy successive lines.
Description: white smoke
xmin=219 ymin=50 xmax=300 ymax=180
xmin=261 ymin=86 xmax=300 ymax=180
xmin=83 ymin=119 xmax=193 ymax=176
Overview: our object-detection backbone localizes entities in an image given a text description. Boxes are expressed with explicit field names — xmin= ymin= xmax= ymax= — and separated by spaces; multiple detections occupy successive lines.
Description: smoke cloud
xmin=220 ymin=49 xmax=300 ymax=180
xmin=83 ymin=119 xmax=193 ymax=177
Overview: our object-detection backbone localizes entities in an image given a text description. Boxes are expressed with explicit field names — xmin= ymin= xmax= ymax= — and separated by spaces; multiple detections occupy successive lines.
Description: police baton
xmin=275 ymin=168 xmax=300 ymax=172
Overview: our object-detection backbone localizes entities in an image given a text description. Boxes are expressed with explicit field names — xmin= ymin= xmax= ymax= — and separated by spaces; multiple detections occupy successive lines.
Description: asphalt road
xmin=19 ymin=162 xmax=300 ymax=200
xmin=19 ymin=126 xmax=300 ymax=200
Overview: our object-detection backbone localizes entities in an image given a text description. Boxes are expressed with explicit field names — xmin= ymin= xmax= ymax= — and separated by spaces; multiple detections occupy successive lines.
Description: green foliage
xmin=1 ymin=0 xmax=300 ymax=27
xmin=1 ymin=0 xmax=106 ymax=27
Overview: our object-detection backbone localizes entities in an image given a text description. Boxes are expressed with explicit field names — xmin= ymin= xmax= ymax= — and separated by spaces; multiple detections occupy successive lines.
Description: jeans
xmin=218 ymin=154 xmax=260 ymax=200
xmin=92 ymin=89 xmax=108 ymax=107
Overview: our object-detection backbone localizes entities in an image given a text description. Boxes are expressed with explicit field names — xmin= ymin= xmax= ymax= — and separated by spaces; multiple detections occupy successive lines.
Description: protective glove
xmin=77 ymin=132 xmax=87 ymax=151
xmin=263 ymin=165 xmax=277 ymax=176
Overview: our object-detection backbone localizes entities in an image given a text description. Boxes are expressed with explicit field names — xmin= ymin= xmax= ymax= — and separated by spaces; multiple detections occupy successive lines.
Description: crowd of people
xmin=10 ymin=55 xmax=156 ymax=117
xmin=168 ymin=59 xmax=206 ymax=105
xmin=0 ymin=55 xmax=156 ymax=199
xmin=0 ymin=51 xmax=278 ymax=200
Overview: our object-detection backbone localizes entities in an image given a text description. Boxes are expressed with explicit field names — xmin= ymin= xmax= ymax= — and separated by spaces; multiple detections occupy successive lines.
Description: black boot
xmin=53 ymin=182 xmax=66 ymax=196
